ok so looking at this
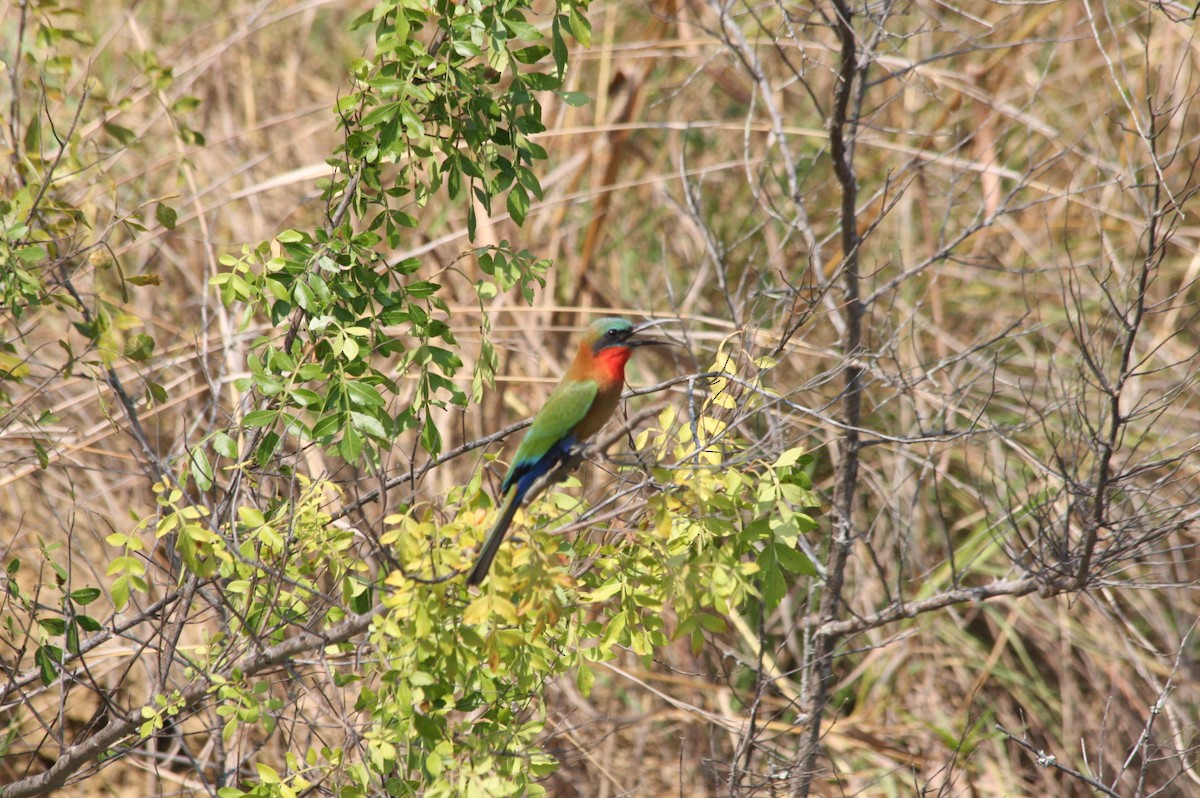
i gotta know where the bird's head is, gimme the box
[573,317,673,385]
[585,317,671,355]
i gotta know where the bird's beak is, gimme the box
[627,336,670,348]
[628,318,682,348]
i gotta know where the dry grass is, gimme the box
[3,0,1200,796]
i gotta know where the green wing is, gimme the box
[498,379,596,492]
[511,378,599,465]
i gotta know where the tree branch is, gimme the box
[0,603,382,798]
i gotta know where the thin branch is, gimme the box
[996,723,1123,798]
[0,603,383,798]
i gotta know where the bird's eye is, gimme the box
[607,328,619,339]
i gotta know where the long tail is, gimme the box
[466,487,522,586]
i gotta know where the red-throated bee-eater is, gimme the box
[466,317,669,586]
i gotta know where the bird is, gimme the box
[466,317,669,586]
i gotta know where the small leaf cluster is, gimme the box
[211,229,461,465]
[138,690,186,739]
[111,477,362,640]
[1,545,103,687]
[583,406,820,663]
[343,0,591,235]
[0,187,55,322]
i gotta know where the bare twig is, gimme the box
[0,602,383,798]
[794,1,864,792]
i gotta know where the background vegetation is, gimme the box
[2,0,1199,796]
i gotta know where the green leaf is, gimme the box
[76,614,102,632]
[420,416,441,455]
[172,95,201,113]
[576,663,595,698]
[348,580,373,614]
[760,547,787,610]
[524,71,562,91]
[555,91,591,107]
[551,16,568,75]
[568,7,592,47]
[65,620,80,655]
[345,380,386,407]
[125,273,162,287]
[256,763,281,784]
[600,610,627,649]
[513,45,550,65]
[211,431,238,459]
[698,613,727,633]
[584,581,622,603]
[39,618,67,636]
[412,712,440,742]
[506,184,530,225]
[340,425,362,461]
[123,333,155,361]
[111,575,130,611]
[775,543,817,576]
[360,100,401,128]
[255,431,280,465]
[293,281,315,311]
[15,243,47,263]
[103,122,137,146]
[146,380,169,405]
[774,448,805,469]
[177,526,216,579]
[288,388,323,408]
[350,411,388,439]
[69,587,102,605]
[34,645,61,686]
[155,203,177,230]
[189,448,213,491]
[406,280,440,298]
[242,409,279,428]
[504,16,542,41]
[312,413,343,440]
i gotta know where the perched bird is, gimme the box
[466,317,668,586]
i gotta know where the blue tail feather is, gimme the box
[468,436,577,586]
[501,436,577,496]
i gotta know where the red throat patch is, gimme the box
[593,345,633,386]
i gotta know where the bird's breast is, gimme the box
[571,383,622,441]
